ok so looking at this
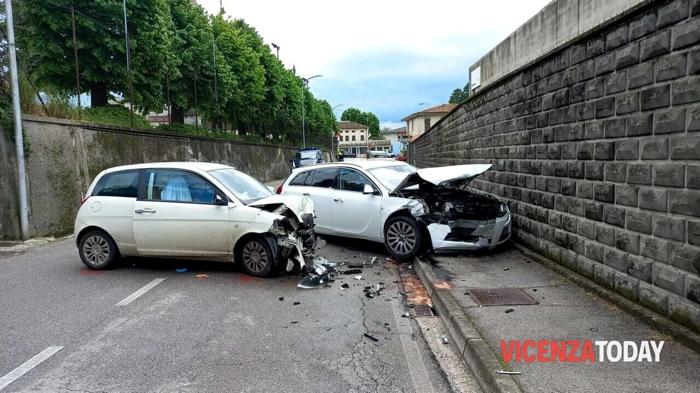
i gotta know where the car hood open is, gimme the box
[392,164,492,193]
[248,194,314,220]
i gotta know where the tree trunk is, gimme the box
[171,105,185,124]
[90,83,108,107]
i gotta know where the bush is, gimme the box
[82,106,150,129]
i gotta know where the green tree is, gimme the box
[212,16,265,134]
[16,0,172,113]
[448,84,470,104]
[340,107,380,138]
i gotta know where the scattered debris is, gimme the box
[402,312,411,318]
[504,267,510,271]
[195,274,208,279]
[342,268,363,275]
[279,297,284,301]
[532,288,538,292]
[340,283,349,289]
[354,275,362,281]
[495,370,521,375]
[505,308,514,313]
[441,335,449,344]
[297,261,337,289]
[363,333,379,342]
[589,327,599,332]
[175,268,188,273]
[291,321,298,324]
[293,301,301,305]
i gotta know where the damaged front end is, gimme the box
[393,165,511,252]
[255,197,336,288]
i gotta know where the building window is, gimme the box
[424,118,431,130]
[352,135,356,142]
[345,135,349,141]
[360,135,364,141]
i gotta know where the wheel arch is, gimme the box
[383,209,433,252]
[232,231,280,265]
[76,225,118,249]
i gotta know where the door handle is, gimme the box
[332,197,343,203]
[135,208,156,214]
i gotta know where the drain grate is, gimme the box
[411,304,435,317]
[467,288,538,306]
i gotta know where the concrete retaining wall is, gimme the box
[0,116,298,239]
[410,0,700,332]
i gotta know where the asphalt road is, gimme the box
[0,236,457,392]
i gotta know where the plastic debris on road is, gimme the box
[195,274,208,279]
[495,370,522,375]
[363,333,379,342]
[441,335,449,344]
[354,275,362,280]
[297,259,337,289]
[175,268,188,273]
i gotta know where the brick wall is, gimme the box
[410,0,700,332]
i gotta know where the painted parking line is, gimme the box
[115,278,166,306]
[0,346,63,391]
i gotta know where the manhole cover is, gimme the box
[467,288,538,306]
[412,304,434,317]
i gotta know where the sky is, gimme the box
[198,0,552,129]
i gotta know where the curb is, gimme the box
[414,257,523,393]
[512,243,700,353]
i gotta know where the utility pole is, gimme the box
[212,38,219,131]
[70,5,81,110]
[300,74,322,148]
[5,0,29,239]
[122,0,134,128]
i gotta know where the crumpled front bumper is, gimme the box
[427,213,511,252]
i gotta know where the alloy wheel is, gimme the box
[386,221,417,255]
[82,234,111,266]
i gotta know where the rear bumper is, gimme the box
[428,213,511,252]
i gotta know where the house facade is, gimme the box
[401,103,456,140]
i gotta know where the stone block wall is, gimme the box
[410,0,700,332]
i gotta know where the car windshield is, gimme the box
[208,168,272,204]
[296,150,317,159]
[368,164,417,190]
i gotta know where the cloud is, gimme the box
[197,0,552,123]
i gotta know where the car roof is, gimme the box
[292,158,411,172]
[100,162,233,174]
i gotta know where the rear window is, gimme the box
[309,168,337,188]
[92,170,140,198]
[290,171,310,186]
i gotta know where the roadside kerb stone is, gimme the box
[415,257,524,393]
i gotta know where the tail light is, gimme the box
[275,184,283,194]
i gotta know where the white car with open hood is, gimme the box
[277,160,511,260]
[74,162,316,277]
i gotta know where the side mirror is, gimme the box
[363,184,375,195]
[214,193,228,206]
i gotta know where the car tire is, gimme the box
[384,216,422,260]
[237,236,275,277]
[78,229,120,270]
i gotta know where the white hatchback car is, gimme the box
[277,160,511,260]
[74,162,315,277]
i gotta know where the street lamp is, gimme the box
[301,74,322,148]
[271,42,280,59]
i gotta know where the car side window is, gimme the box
[92,170,140,198]
[142,170,219,204]
[339,168,375,193]
[289,171,310,186]
[309,168,337,188]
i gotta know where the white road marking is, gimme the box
[391,299,435,393]
[0,346,63,391]
[115,278,166,306]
